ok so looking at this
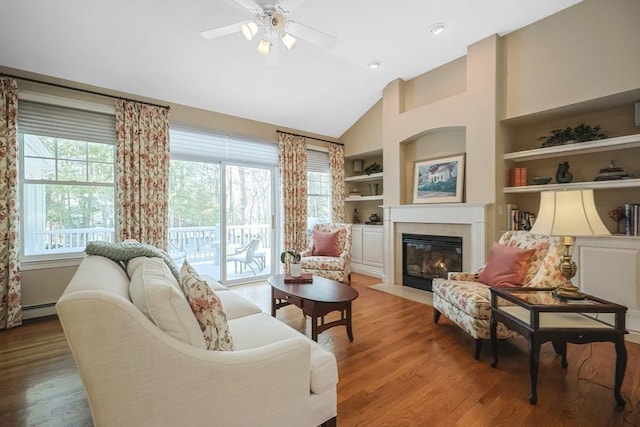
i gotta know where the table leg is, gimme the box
[528,336,540,405]
[552,340,568,369]
[614,336,627,405]
[311,303,318,342]
[270,287,276,317]
[490,313,498,368]
[346,302,354,342]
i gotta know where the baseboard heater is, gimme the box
[23,302,57,319]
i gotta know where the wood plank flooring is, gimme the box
[1,273,639,426]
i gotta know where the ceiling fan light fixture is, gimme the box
[240,22,258,41]
[257,38,272,55]
[429,23,447,35]
[281,32,297,50]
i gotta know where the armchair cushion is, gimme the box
[478,242,535,288]
[312,229,342,257]
[179,261,234,351]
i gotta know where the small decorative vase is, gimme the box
[290,263,302,278]
[369,183,379,195]
[556,161,573,183]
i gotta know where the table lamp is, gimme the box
[530,189,610,299]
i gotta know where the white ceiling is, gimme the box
[0,0,581,138]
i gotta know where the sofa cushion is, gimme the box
[229,313,338,395]
[478,242,535,288]
[129,258,206,348]
[312,229,342,257]
[179,261,234,351]
[215,290,263,320]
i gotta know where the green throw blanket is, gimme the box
[85,241,180,280]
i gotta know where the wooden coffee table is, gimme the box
[268,274,359,341]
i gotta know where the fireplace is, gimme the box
[402,234,462,291]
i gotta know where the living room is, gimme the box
[1,0,640,425]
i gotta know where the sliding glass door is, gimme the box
[223,164,274,283]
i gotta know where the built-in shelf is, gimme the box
[504,134,640,162]
[504,178,640,193]
[345,195,384,202]
[344,172,383,182]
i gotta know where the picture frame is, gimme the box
[412,154,465,204]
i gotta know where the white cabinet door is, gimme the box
[351,225,363,264]
[362,227,384,268]
[576,236,640,338]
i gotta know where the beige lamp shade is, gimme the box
[530,189,610,237]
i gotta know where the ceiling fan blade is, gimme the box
[200,21,248,40]
[276,0,305,14]
[286,21,337,50]
[233,0,264,14]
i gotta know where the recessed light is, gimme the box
[369,60,381,69]
[429,23,447,35]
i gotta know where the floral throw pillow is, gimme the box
[179,261,234,351]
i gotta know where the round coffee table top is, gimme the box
[268,274,359,303]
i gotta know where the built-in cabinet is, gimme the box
[351,224,384,278]
[344,155,384,225]
[502,99,640,339]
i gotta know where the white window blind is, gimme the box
[307,148,329,173]
[18,100,116,145]
[170,127,278,166]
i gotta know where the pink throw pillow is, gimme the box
[478,242,535,288]
[312,229,342,257]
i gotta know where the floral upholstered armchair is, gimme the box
[432,231,564,359]
[300,223,352,283]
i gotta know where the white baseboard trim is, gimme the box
[351,264,383,278]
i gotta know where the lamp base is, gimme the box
[552,283,585,301]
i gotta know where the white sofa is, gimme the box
[56,255,338,427]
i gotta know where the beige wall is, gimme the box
[340,100,383,158]
[503,0,640,119]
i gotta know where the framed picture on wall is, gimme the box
[412,154,465,204]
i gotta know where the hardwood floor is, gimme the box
[1,273,639,426]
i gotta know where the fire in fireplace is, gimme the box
[402,233,462,292]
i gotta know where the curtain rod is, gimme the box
[1,73,170,110]
[277,129,343,146]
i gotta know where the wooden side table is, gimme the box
[489,288,627,405]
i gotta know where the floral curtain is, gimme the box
[116,100,170,251]
[329,143,345,223]
[279,133,308,252]
[0,77,21,329]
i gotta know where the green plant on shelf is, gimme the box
[538,123,607,147]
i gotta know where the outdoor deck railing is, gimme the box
[28,225,272,266]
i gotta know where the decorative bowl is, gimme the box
[532,176,552,185]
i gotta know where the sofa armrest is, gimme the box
[57,291,313,427]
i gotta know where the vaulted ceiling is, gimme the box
[0,0,581,137]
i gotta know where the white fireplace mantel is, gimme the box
[382,203,490,286]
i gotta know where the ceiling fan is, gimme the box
[200,0,337,64]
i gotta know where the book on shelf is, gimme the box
[624,203,640,236]
[509,167,527,187]
[284,273,313,283]
[508,207,536,231]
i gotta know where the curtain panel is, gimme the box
[116,101,170,251]
[279,133,308,252]
[329,143,345,223]
[0,77,21,329]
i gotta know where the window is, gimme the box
[18,100,116,258]
[307,148,331,234]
